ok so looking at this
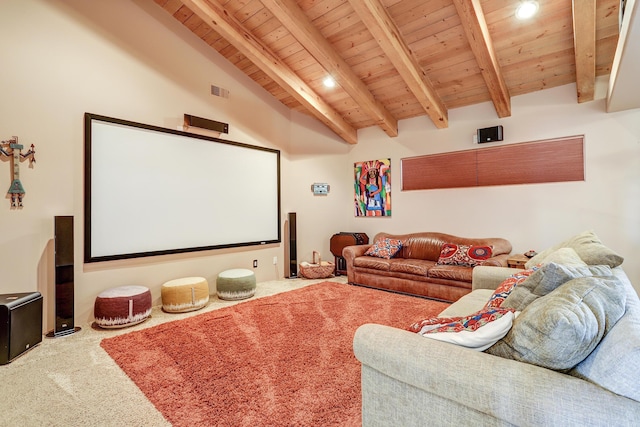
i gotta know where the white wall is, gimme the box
[287,82,640,294]
[0,0,294,327]
[1,0,639,330]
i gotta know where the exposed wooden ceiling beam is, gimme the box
[181,0,358,144]
[572,0,597,103]
[348,0,448,129]
[452,0,511,118]
[261,0,398,138]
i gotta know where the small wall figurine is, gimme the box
[1,136,36,208]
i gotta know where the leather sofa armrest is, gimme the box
[482,253,511,267]
[343,244,371,283]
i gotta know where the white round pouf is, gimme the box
[216,269,256,301]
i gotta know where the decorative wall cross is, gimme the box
[1,136,36,208]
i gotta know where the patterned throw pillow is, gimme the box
[408,307,517,351]
[436,243,493,267]
[364,238,403,259]
[484,266,540,309]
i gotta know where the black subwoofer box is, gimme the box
[0,292,43,365]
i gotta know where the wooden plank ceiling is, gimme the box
[153,0,620,144]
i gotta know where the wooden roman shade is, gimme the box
[401,136,584,191]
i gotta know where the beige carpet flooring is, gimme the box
[0,276,346,427]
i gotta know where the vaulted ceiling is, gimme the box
[152,0,621,144]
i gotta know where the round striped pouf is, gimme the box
[216,269,256,301]
[161,276,210,313]
[94,285,152,329]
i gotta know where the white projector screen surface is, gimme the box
[84,113,280,263]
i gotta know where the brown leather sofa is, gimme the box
[343,232,512,302]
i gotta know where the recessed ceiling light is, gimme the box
[323,76,336,88]
[515,1,539,20]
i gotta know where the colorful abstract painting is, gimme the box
[354,158,391,217]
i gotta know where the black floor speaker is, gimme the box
[47,216,80,338]
[286,212,297,278]
[0,292,43,365]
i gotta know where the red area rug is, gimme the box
[100,282,448,426]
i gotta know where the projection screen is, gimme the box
[84,113,280,263]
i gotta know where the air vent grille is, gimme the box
[211,85,229,98]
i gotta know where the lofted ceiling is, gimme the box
[152,0,622,144]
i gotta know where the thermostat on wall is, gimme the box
[311,183,330,195]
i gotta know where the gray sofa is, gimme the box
[353,232,640,426]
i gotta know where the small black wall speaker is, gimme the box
[184,114,229,134]
[477,125,503,143]
[0,292,43,364]
[47,216,80,337]
[286,212,298,278]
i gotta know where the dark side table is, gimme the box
[507,254,529,269]
[330,232,369,276]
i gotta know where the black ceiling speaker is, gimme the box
[477,125,503,143]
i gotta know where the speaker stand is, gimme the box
[46,326,81,338]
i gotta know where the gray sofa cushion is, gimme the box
[570,269,640,402]
[537,246,587,266]
[502,261,612,311]
[487,275,626,371]
[525,230,624,269]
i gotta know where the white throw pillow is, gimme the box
[409,308,518,352]
[422,311,517,352]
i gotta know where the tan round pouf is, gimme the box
[161,276,210,313]
[94,285,152,329]
[216,269,256,301]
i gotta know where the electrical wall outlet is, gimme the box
[273,256,277,265]
[253,260,258,268]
